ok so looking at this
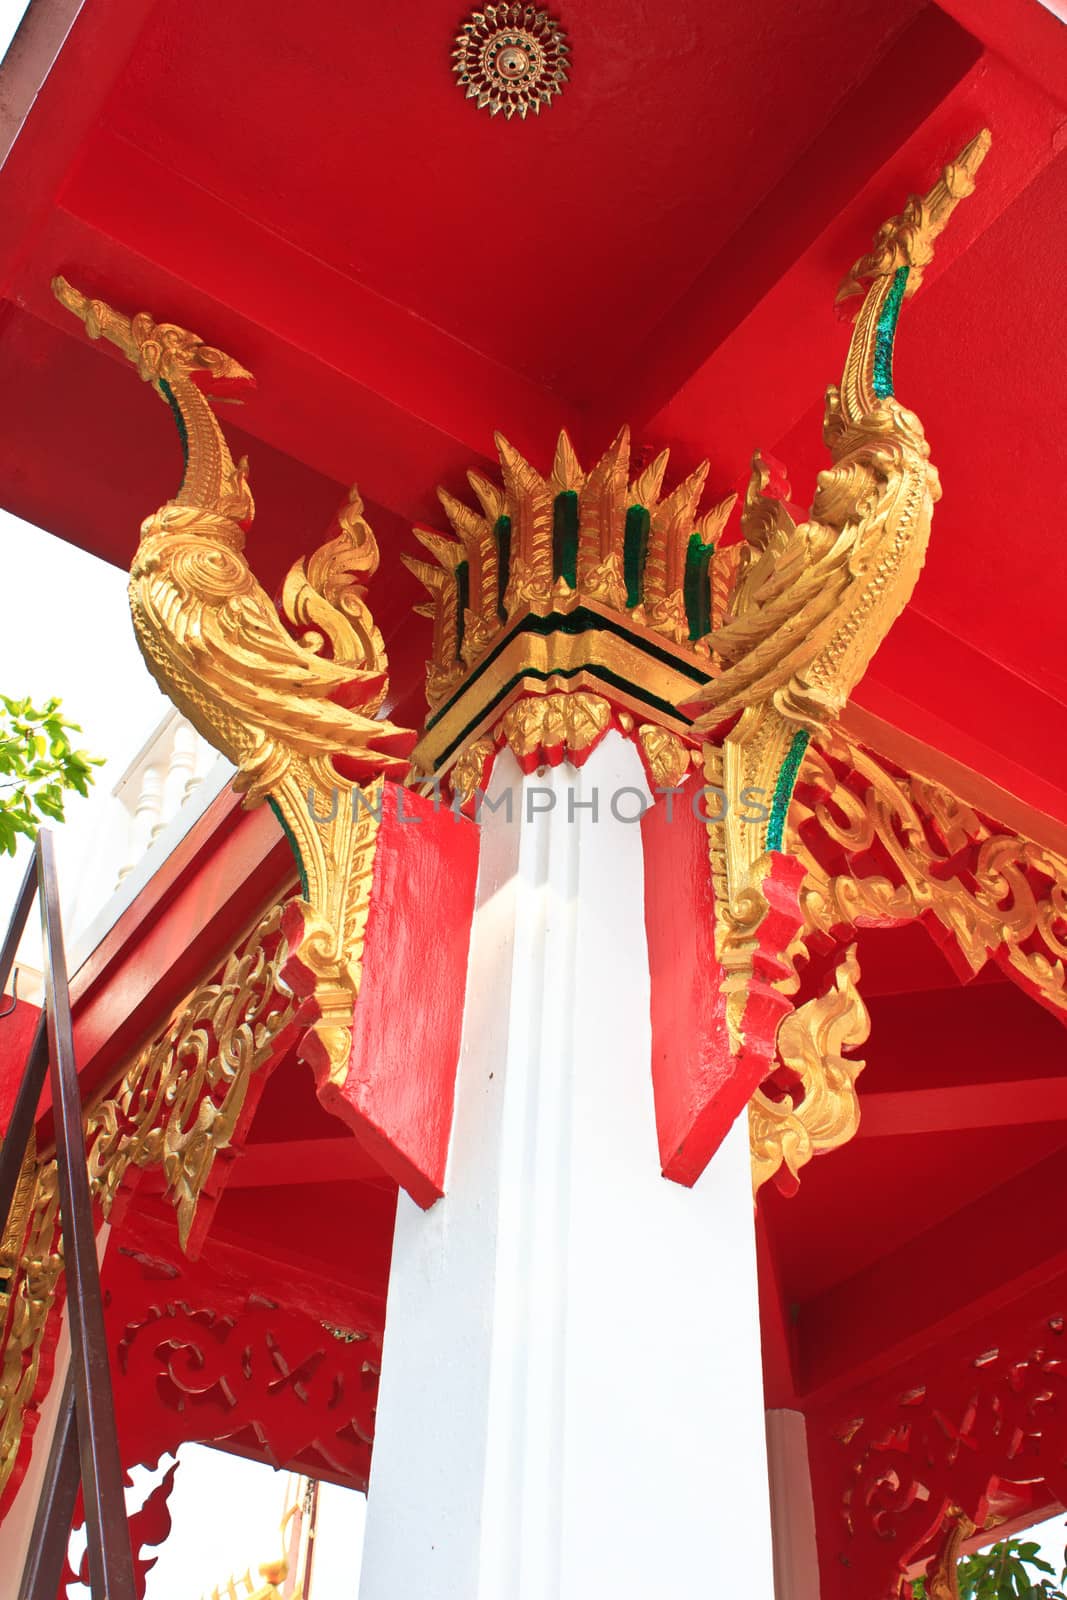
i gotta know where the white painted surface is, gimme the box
[359,733,776,1600]
[767,1409,821,1600]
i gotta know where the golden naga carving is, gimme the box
[52,277,414,1084]
[696,131,990,1054]
[748,945,869,1197]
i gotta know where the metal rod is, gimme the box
[0,848,39,998]
[18,1369,80,1600]
[36,831,136,1600]
[0,1012,47,1244]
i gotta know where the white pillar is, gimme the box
[359,733,775,1600]
[767,1410,821,1600]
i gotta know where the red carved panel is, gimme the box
[810,1282,1067,1597]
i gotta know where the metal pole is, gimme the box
[0,1013,47,1242]
[18,1370,80,1600]
[36,831,135,1599]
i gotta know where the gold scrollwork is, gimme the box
[0,900,301,1509]
[793,730,1067,1016]
[84,901,299,1249]
[748,945,870,1196]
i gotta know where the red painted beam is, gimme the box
[17,129,573,525]
[0,0,160,286]
[934,0,1067,110]
[212,1136,391,1190]
[858,1077,1067,1139]
[627,49,1065,487]
[56,786,295,1135]
[796,1139,1067,1404]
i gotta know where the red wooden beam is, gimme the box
[17,130,573,525]
[625,47,1064,487]
[858,1077,1067,1139]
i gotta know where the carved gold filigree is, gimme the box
[0,902,301,1509]
[746,728,1067,1195]
[85,901,299,1250]
[0,1155,61,1509]
[499,692,612,767]
[636,724,692,790]
[53,278,413,1085]
[450,737,498,807]
[793,730,1067,1016]
[453,5,570,121]
[748,945,870,1196]
[693,134,989,1052]
[923,1513,976,1600]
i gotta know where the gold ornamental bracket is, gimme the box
[748,724,1067,1197]
[52,277,416,1084]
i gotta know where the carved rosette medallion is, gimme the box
[453,4,569,120]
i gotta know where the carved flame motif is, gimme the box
[52,277,415,1087]
[748,945,870,1197]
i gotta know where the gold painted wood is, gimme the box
[52,279,413,1083]
[748,946,869,1197]
[0,902,300,1508]
[699,133,989,1057]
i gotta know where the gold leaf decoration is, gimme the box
[749,946,870,1196]
[53,278,414,1085]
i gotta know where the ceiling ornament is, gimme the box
[452,5,569,120]
[52,277,415,1093]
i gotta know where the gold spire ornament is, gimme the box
[52,277,415,1086]
[406,426,735,786]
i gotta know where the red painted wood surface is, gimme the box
[294,785,480,1209]
[642,775,803,1184]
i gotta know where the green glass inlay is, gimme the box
[268,796,309,898]
[157,378,189,488]
[623,505,650,609]
[455,559,470,661]
[683,533,715,641]
[494,515,512,622]
[872,265,909,400]
[766,729,811,852]
[552,490,579,588]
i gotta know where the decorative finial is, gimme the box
[452,5,569,120]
